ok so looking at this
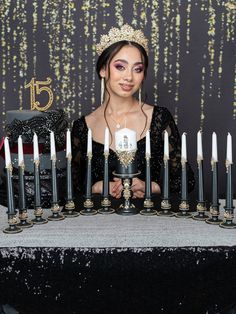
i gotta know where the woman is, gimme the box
[72,24,195,198]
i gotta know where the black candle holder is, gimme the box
[220,208,236,229]
[3,214,22,234]
[192,201,209,220]
[98,153,115,214]
[206,160,222,224]
[157,199,174,217]
[176,160,191,218]
[64,155,79,217]
[220,162,236,229]
[17,165,33,228]
[31,160,48,225]
[48,158,65,221]
[81,153,97,215]
[140,155,156,216]
[3,165,22,234]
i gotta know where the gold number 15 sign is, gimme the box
[25,77,54,111]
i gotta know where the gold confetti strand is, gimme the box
[217,11,225,100]
[115,0,123,27]
[32,0,38,77]
[100,0,110,30]
[12,1,19,87]
[132,0,138,27]
[200,66,206,129]
[207,0,216,92]
[139,0,148,28]
[61,1,77,117]
[225,1,236,42]
[90,0,98,111]
[150,0,160,104]
[47,2,61,107]
[18,1,28,110]
[186,0,191,54]
[174,4,181,125]
[234,64,236,119]
[1,0,11,130]
[163,0,171,85]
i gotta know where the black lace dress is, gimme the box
[71,106,195,195]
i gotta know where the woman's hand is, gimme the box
[92,181,103,194]
[131,178,161,198]
[92,178,123,198]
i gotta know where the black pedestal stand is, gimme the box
[48,203,65,221]
[175,200,192,218]
[31,206,48,224]
[114,172,140,216]
[17,210,33,228]
[157,199,174,217]
[3,215,22,234]
[192,201,209,221]
[98,198,115,214]
[64,200,79,218]
[206,204,222,225]
[140,198,156,215]
[81,199,97,216]
[219,207,236,229]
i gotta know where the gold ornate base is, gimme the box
[48,204,65,221]
[157,210,174,217]
[63,201,79,218]
[192,213,209,221]
[31,217,48,225]
[175,211,192,218]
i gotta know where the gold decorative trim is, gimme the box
[116,150,136,168]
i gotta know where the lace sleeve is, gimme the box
[163,109,195,193]
[71,118,87,194]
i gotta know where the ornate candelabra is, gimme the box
[176,159,191,218]
[192,157,208,220]
[81,151,97,215]
[206,158,222,224]
[157,155,174,217]
[48,155,65,221]
[98,150,115,214]
[220,160,236,228]
[17,163,33,228]
[64,152,79,217]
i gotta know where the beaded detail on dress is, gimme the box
[71,106,195,194]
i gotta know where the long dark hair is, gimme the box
[96,41,149,140]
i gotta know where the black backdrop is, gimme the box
[0,0,235,198]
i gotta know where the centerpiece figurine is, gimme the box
[113,128,140,215]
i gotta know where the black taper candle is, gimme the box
[6,167,16,215]
[226,163,233,209]
[66,157,73,201]
[102,153,109,198]
[163,158,169,200]
[51,158,58,204]
[19,165,26,210]
[34,160,41,207]
[85,154,92,199]
[145,156,151,199]
[197,160,204,202]
[211,161,219,207]
[181,161,188,201]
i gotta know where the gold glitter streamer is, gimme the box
[115,0,124,27]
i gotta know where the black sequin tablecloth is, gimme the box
[0,201,236,314]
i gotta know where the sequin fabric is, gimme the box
[72,106,195,194]
[5,109,68,152]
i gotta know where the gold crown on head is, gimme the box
[96,24,149,56]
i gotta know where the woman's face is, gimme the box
[101,45,145,100]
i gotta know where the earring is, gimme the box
[139,87,142,106]
[101,77,105,105]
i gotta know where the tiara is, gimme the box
[96,24,149,56]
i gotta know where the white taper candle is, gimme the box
[145,129,151,156]
[181,133,187,161]
[4,137,11,168]
[87,128,92,155]
[226,132,232,164]
[104,127,109,153]
[212,132,218,162]
[18,135,24,166]
[164,130,169,159]
[50,131,56,160]
[33,133,39,161]
[197,130,203,160]
[66,129,71,158]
